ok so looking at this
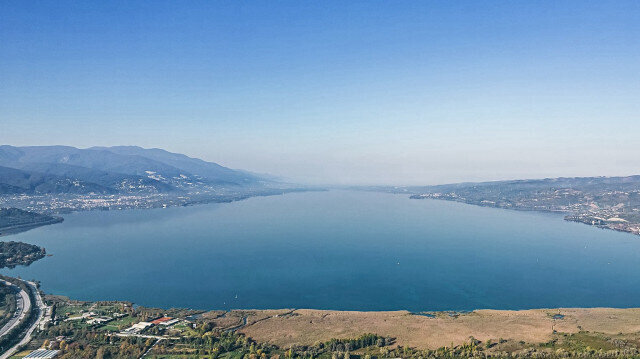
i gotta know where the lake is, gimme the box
[3,190,640,311]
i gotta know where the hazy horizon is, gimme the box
[2,1,639,185]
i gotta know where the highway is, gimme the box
[0,279,31,338]
[0,280,46,359]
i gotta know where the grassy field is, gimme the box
[8,349,32,358]
[97,315,137,332]
[54,303,87,318]
[220,308,640,350]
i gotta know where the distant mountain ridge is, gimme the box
[0,165,114,194]
[89,146,257,185]
[404,175,640,194]
[0,145,265,195]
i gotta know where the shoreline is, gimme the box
[5,276,640,355]
[0,217,64,237]
[32,291,640,350]
[0,187,319,216]
[410,195,640,236]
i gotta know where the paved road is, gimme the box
[115,333,179,340]
[0,279,31,339]
[139,338,162,359]
[0,280,46,359]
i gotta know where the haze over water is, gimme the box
[4,190,640,311]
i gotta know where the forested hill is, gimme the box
[0,208,63,234]
[0,145,269,195]
[0,240,46,268]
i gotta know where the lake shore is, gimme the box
[14,287,640,358]
[26,287,640,354]
[0,217,63,237]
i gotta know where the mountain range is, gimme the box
[0,145,266,195]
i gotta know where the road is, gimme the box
[0,280,46,359]
[115,333,179,340]
[225,309,295,332]
[0,279,31,338]
[139,338,163,359]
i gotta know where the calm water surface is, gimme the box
[4,190,640,311]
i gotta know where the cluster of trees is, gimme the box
[154,325,261,357]
[358,338,640,359]
[0,240,46,268]
[34,313,152,358]
[277,334,392,359]
[323,334,392,352]
[149,330,392,359]
[52,335,150,359]
[0,285,17,328]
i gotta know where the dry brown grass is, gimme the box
[229,308,640,349]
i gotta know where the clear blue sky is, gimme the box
[1,1,639,185]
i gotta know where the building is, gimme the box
[160,318,180,326]
[87,316,111,325]
[24,349,59,358]
[151,316,178,325]
[123,321,154,334]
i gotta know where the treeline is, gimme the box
[276,334,392,359]
[322,334,393,352]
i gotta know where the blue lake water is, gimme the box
[3,190,640,311]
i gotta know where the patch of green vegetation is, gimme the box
[556,331,619,352]
[0,284,17,329]
[8,349,31,358]
[107,315,137,328]
[54,303,86,318]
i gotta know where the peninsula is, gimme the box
[375,175,640,236]
[0,208,63,236]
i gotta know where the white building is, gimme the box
[24,349,60,358]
